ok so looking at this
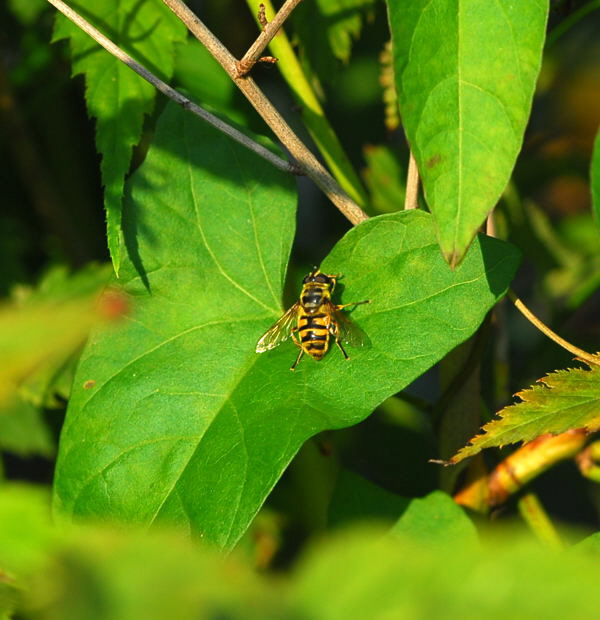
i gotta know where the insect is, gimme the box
[255,267,370,370]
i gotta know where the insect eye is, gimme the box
[314,274,329,284]
[302,275,311,284]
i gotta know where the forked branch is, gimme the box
[161,0,369,226]
[45,0,295,173]
[237,0,304,76]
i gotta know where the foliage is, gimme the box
[52,102,518,548]
[389,0,548,266]
[1,0,600,616]
[52,0,187,273]
[3,485,600,619]
[452,362,600,463]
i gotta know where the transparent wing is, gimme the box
[255,304,299,353]
[331,302,369,348]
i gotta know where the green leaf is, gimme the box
[390,490,478,547]
[592,128,600,226]
[7,0,46,24]
[451,363,600,464]
[576,532,600,555]
[53,102,519,549]
[0,266,111,407]
[0,398,54,458]
[292,528,600,619]
[52,0,187,274]
[292,0,376,81]
[361,145,406,213]
[0,485,55,577]
[388,0,548,266]
[328,469,410,527]
[0,485,278,620]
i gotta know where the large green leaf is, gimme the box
[388,0,548,266]
[592,128,600,226]
[52,0,186,273]
[53,102,519,549]
[451,363,600,463]
[292,528,600,619]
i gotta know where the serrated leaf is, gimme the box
[53,102,519,549]
[52,0,186,274]
[388,0,548,266]
[592,128,600,226]
[451,363,600,464]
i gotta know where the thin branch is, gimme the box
[46,0,295,174]
[162,0,369,227]
[245,0,367,207]
[508,290,600,367]
[237,0,304,76]
[485,211,496,237]
[517,492,564,550]
[404,150,419,210]
[547,0,600,46]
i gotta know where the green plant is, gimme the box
[1,0,600,616]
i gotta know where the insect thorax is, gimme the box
[300,283,330,313]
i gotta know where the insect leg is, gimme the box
[335,300,371,310]
[335,338,350,360]
[329,323,350,360]
[291,327,301,348]
[290,348,304,371]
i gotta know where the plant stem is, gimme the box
[45,0,294,174]
[404,150,419,210]
[162,0,369,226]
[547,0,600,46]
[508,291,600,367]
[575,441,600,483]
[517,491,564,550]
[237,0,304,76]
[244,0,369,208]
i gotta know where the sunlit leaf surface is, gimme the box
[388,0,548,266]
[53,103,519,548]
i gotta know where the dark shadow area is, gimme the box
[479,234,522,298]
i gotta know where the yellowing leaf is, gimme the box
[451,362,600,464]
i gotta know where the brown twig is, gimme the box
[404,150,419,210]
[46,0,295,174]
[237,0,304,76]
[161,0,369,227]
[508,291,600,367]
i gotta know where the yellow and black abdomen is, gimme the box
[297,311,330,360]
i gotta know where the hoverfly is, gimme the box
[256,267,370,370]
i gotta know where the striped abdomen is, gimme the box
[298,312,330,360]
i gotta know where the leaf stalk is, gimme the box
[404,150,420,210]
[508,291,600,367]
